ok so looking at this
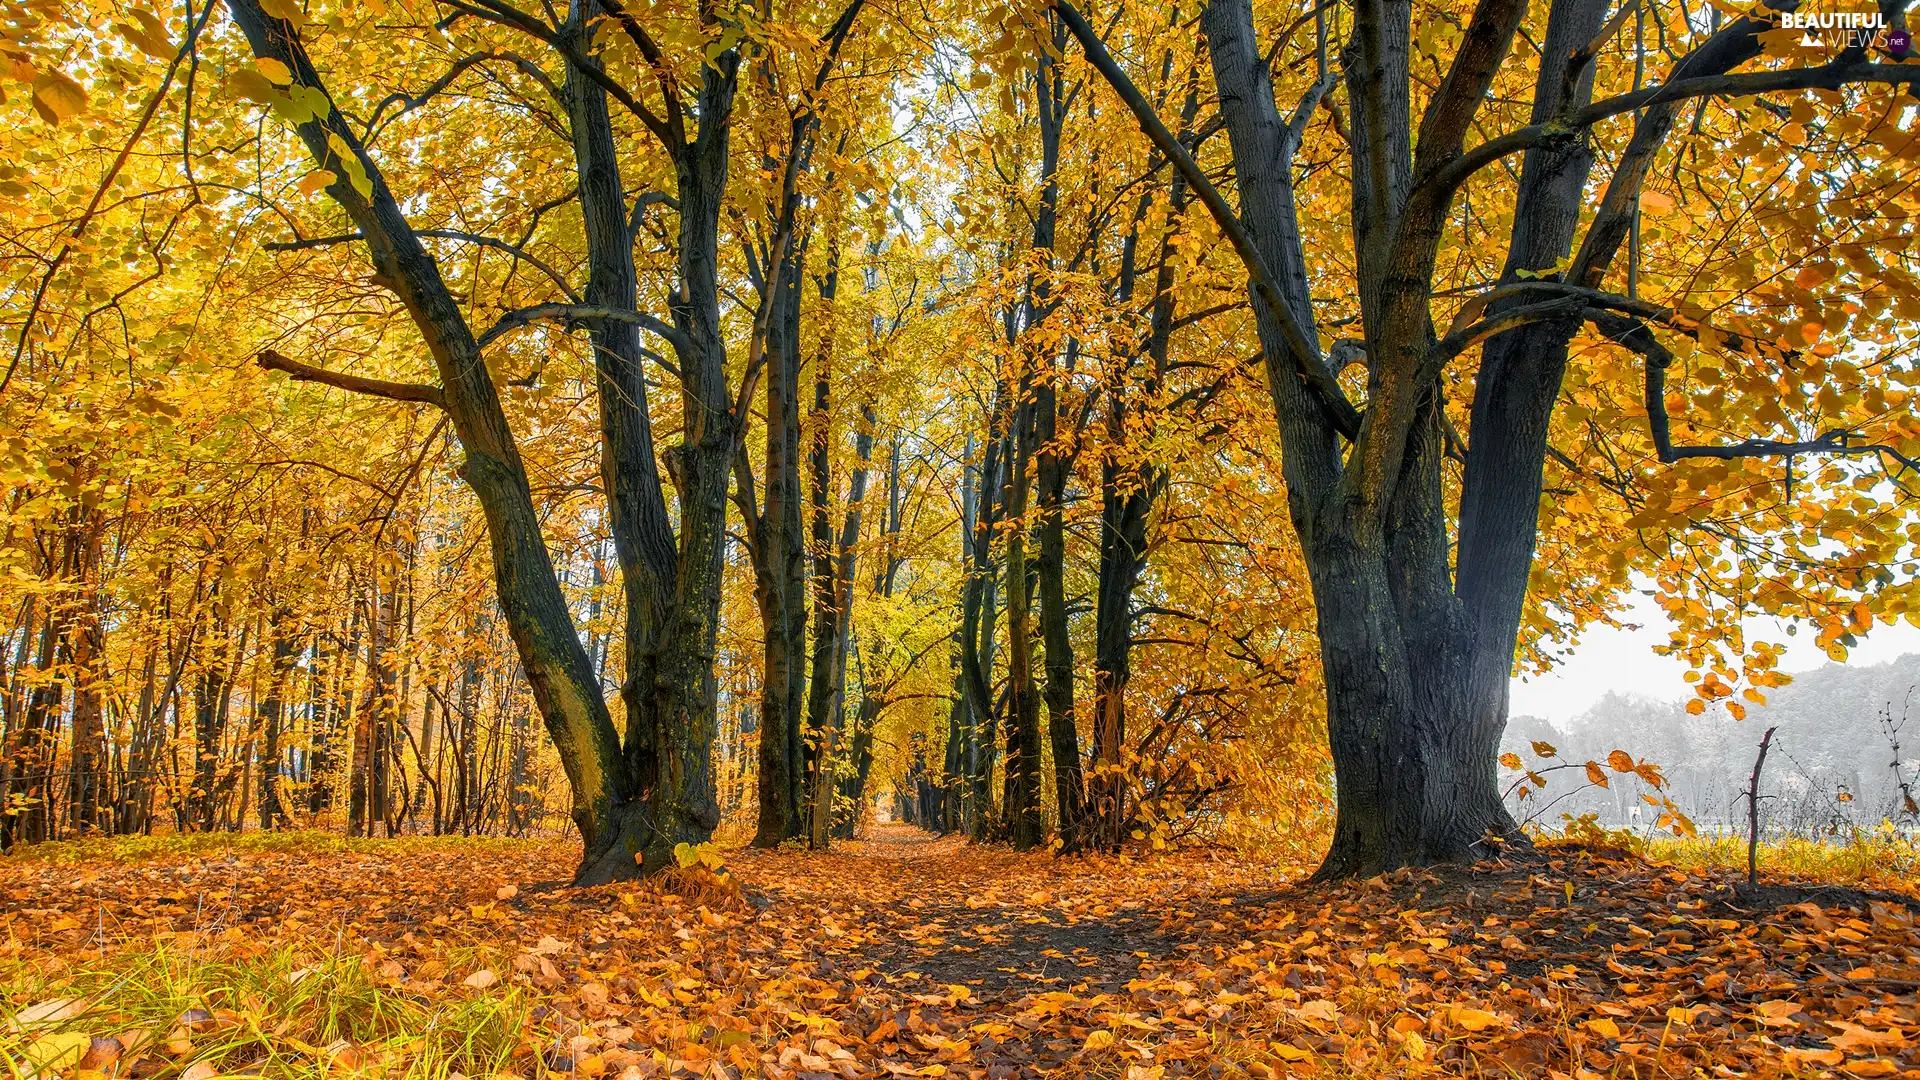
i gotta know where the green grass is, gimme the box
[0,943,537,1080]
[0,829,557,867]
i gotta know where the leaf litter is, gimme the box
[2,825,1916,1080]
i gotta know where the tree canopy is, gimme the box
[1,0,1916,876]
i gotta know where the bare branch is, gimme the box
[256,349,446,409]
[1425,295,1586,372]
[364,52,506,140]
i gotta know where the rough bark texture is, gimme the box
[744,234,809,848]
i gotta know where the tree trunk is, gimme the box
[63,503,109,834]
[744,220,811,848]
[1001,390,1045,850]
[805,401,875,849]
[2,600,58,847]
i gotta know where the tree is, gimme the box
[1058,0,1920,874]
[223,0,885,879]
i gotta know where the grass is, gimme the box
[0,829,556,868]
[1536,812,1920,892]
[1640,827,1920,891]
[0,942,537,1080]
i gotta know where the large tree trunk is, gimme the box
[572,43,743,883]
[744,211,811,849]
[957,429,1002,837]
[234,0,646,880]
[1195,0,1520,877]
[1029,36,1085,852]
[1035,394,1082,850]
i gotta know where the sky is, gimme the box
[1508,593,1920,723]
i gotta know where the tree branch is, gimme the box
[1585,311,1920,478]
[478,302,691,354]
[364,51,504,140]
[256,349,446,409]
[595,0,687,146]
[1425,295,1586,372]
[267,229,580,301]
[1434,59,1920,197]
[1052,0,1360,439]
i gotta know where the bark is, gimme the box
[964,431,1005,840]
[62,503,109,834]
[2,600,58,847]
[1029,30,1085,851]
[1001,392,1044,850]
[1168,0,1772,875]
[190,583,234,834]
[805,402,875,849]
[741,195,811,849]
[256,606,300,830]
[1088,217,1178,850]
[832,690,880,839]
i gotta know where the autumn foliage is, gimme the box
[4,0,1920,1070]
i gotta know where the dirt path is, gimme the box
[738,824,1255,1000]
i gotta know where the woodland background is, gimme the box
[2,0,1918,862]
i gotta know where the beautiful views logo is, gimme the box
[1779,9,1912,54]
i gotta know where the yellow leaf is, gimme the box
[1530,740,1556,758]
[1794,263,1834,290]
[21,1033,91,1073]
[1607,750,1634,772]
[1082,1030,1113,1052]
[31,70,86,125]
[1499,752,1522,770]
[1271,1044,1312,1062]
[298,170,336,196]
[1640,190,1675,214]
[1400,1031,1429,1061]
[254,57,294,86]
[1448,1007,1504,1032]
[463,968,499,989]
[1584,762,1609,787]
[1584,1018,1621,1039]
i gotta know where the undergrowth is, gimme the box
[1537,815,1920,892]
[0,943,535,1080]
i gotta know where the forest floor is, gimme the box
[3,824,1917,1080]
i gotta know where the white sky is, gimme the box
[1509,592,1920,723]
